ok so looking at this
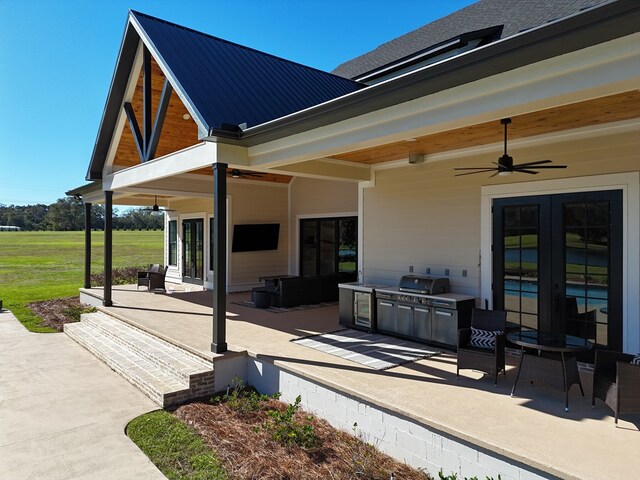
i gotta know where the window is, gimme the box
[168,220,177,266]
[299,217,357,276]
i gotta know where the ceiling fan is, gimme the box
[229,168,264,179]
[141,196,175,213]
[454,118,567,177]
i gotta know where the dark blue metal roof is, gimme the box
[131,11,364,132]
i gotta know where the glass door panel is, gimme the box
[182,219,204,284]
[300,221,318,276]
[319,220,336,274]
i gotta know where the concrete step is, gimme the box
[81,311,212,383]
[64,313,215,407]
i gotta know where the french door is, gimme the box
[492,190,622,355]
[182,218,204,284]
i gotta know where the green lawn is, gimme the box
[0,230,163,332]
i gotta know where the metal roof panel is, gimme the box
[132,11,363,131]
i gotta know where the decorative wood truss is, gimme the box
[124,47,174,163]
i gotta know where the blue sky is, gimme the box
[0,0,474,206]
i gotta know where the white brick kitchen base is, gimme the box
[239,356,553,480]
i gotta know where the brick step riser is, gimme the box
[82,312,212,370]
[81,313,213,382]
[65,323,191,408]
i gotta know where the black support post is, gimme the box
[211,163,228,353]
[104,191,113,307]
[84,202,92,289]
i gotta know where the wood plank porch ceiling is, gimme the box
[332,91,640,165]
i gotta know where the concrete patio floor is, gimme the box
[83,285,639,480]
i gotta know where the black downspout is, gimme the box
[104,191,113,307]
[84,202,92,289]
[211,163,228,353]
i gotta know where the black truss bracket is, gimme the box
[123,102,145,163]
[145,79,173,162]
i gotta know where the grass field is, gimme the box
[0,230,163,332]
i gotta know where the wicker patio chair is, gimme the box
[457,308,507,386]
[592,350,640,424]
[137,264,161,290]
[148,266,168,292]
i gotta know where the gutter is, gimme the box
[205,0,639,147]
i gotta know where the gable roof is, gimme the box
[131,11,363,131]
[332,0,613,80]
[87,11,363,179]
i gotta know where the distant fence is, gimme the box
[0,226,21,231]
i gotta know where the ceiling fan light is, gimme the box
[498,170,513,176]
[231,169,240,178]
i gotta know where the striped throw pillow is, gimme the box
[469,328,502,350]
[631,354,640,365]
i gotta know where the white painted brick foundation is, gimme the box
[241,356,555,480]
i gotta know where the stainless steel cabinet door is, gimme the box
[376,299,397,333]
[432,309,457,346]
[397,304,413,336]
[413,306,432,341]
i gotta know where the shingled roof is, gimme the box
[332,0,613,80]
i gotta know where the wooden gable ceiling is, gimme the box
[332,91,640,165]
[112,58,198,168]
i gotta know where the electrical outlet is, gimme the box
[444,268,450,276]
[462,269,467,277]
[409,265,414,273]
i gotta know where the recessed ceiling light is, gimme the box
[182,113,191,120]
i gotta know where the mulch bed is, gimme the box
[174,398,430,480]
[27,296,94,331]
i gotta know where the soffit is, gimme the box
[332,91,640,165]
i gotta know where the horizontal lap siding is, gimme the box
[365,166,480,297]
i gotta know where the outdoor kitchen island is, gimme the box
[339,275,475,349]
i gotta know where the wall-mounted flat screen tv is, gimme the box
[232,223,280,252]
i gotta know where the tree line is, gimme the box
[0,197,164,231]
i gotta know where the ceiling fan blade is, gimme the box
[453,166,495,171]
[525,165,567,169]
[515,169,539,175]
[513,159,553,168]
[454,169,496,176]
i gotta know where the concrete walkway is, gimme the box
[0,310,165,480]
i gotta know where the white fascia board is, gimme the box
[128,13,209,137]
[104,41,144,177]
[104,142,215,191]
[271,158,371,182]
[248,33,640,168]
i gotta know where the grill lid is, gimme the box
[398,275,449,295]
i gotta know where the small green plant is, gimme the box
[343,422,377,477]
[61,303,96,322]
[213,376,279,414]
[438,471,502,480]
[264,395,319,449]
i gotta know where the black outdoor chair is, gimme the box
[457,308,507,386]
[137,264,161,290]
[592,350,640,424]
[148,266,168,292]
